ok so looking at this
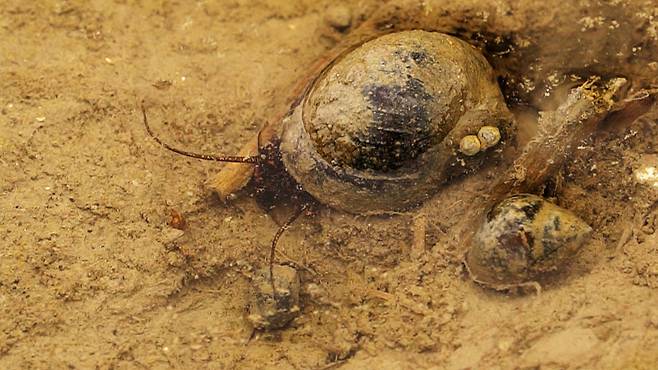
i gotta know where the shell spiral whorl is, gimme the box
[305,31,496,171]
[465,194,593,289]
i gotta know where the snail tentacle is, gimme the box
[268,203,308,295]
[141,104,260,164]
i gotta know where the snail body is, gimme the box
[278,30,514,214]
[465,194,593,290]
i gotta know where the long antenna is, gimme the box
[269,204,308,295]
[141,104,260,164]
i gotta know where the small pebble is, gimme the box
[649,314,658,328]
[498,338,513,352]
[478,126,501,149]
[635,165,658,188]
[459,135,481,156]
[325,5,352,32]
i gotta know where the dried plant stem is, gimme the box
[490,78,627,203]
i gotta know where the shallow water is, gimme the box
[1,1,658,368]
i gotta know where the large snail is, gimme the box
[145,30,514,217]
[280,30,514,214]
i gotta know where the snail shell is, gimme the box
[247,265,301,330]
[465,194,593,290]
[279,30,515,214]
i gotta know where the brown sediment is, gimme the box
[2,1,658,369]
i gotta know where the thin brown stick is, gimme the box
[141,104,260,164]
[490,78,628,203]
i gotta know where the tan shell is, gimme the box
[465,194,593,290]
[280,30,515,214]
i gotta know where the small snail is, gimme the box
[247,265,301,330]
[464,194,593,291]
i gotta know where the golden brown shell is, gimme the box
[280,31,515,214]
[465,194,593,290]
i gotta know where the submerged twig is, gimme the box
[459,78,631,244]
[491,78,627,200]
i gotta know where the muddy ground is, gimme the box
[1,0,658,369]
